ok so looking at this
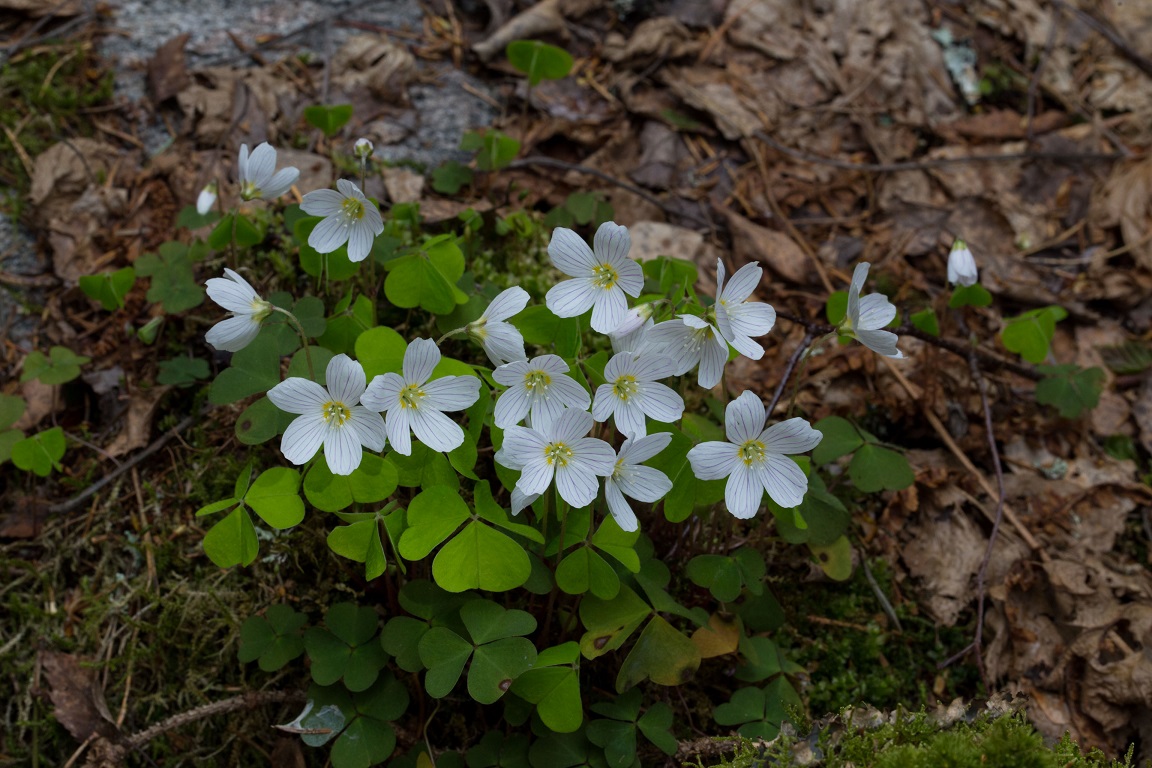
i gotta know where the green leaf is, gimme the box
[398,486,471,560]
[468,636,537,704]
[208,214,263,250]
[579,585,651,660]
[381,616,429,673]
[812,416,864,465]
[809,535,854,581]
[297,217,362,281]
[510,650,583,733]
[848,443,914,492]
[1100,340,1152,375]
[21,347,90,385]
[0,394,26,431]
[1000,305,1067,364]
[208,331,283,404]
[431,161,474,195]
[238,604,307,671]
[305,454,398,512]
[419,627,474,698]
[354,326,407,378]
[304,104,354,137]
[10,427,66,476]
[203,505,259,568]
[318,293,375,354]
[473,480,544,543]
[78,266,135,311]
[1035,364,1105,418]
[388,442,459,490]
[0,429,25,464]
[825,290,848,325]
[686,554,742,603]
[460,600,537,645]
[949,282,993,308]
[447,435,479,479]
[235,396,293,445]
[589,517,640,572]
[434,521,532,593]
[136,241,205,312]
[244,467,305,528]
[328,518,388,580]
[326,602,381,646]
[909,307,939,336]
[305,604,388,691]
[556,547,620,600]
[615,615,701,692]
[156,356,209,387]
[506,39,574,86]
[587,718,636,767]
[637,702,677,755]
[176,204,221,230]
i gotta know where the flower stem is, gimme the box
[274,307,315,381]
[435,327,467,346]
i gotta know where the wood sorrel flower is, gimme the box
[493,354,590,430]
[545,222,644,334]
[592,351,684,438]
[301,179,384,263]
[467,287,529,366]
[841,262,904,359]
[360,338,480,456]
[714,258,776,360]
[686,391,821,517]
[947,239,978,287]
[196,181,217,215]
[267,354,387,476]
[237,142,299,201]
[646,314,728,389]
[497,408,616,509]
[604,432,674,532]
[204,268,274,352]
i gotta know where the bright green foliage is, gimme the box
[238,604,307,671]
[587,688,677,767]
[554,513,640,600]
[209,214,263,250]
[0,394,25,464]
[304,453,398,512]
[1035,364,1105,418]
[195,464,304,567]
[202,505,258,568]
[643,256,698,302]
[305,603,389,692]
[615,614,700,692]
[770,474,849,546]
[298,217,362,280]
[235,396,293,444]
[304,104,354,136]
[825,290,849,325]
[21,346,90,385]
[545,191,615,230]
[512,305,581,358]
[813,417,914,493]
[208,330,282,404]
[11,426,66,476]
[432,160,474,194]
[176,203,220,229]
[291,675,409,768]
[388,442,459,490]
[384,235,467,314]
[1000,305,1066,363]
[79,266,135,310]
[506,40,574,86]
[245,467,305,528]
[712,678,802,740]
[909,308,939,336]
[327,510,392,580]
[949,282,993,308]
[510,642,583,733]
[319,293,375,353]
[461,130,521,171]
[136,240,207,312]
[156,356,209,387]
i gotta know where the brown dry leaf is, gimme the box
[901,511,986,626]
[29,139,121,208]
[330,36,415,103]
[722,210,810,285]
[627,221,703,263]
[0,0,80,14]
[1094,155,1152,272]
[629,121,686,191]
[40,650,116,742]
[147,34,191,104]
[690,613,740,658]
[420,198,493,225]
[603,17,702,66]
[935,108,1069,144]
[276,150,332,197]
[0,496,48,538]
[14,377,56,430]
[661,66,762,140]
[382,167,424,204]
[106,385,170,458]
[472,0,565,61]
[723,0,806,60]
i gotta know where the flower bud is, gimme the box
[947,239,978,287]
[196,181,218,215]
[354,138,374,161]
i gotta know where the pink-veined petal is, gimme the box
[547,373,591,410]
[205,314,262,352]
[301,188,345,217]
[500,426,548,468]
[481,321,526,366]
[247,143,276,187]
[422,376,480,411]
[323,423,363,476]
[697,332,727,388]
[550,408,595,446]
[308,214,351,254]
[687,441,739,480]
[403,338,441,384]
[494,386,531,428]
[725,462,762,519]
[612,399,647,440]
[326,354,366,406]
[261,167,298,199]
[484,286,530,322]
[590,286,628,334]
[855,328,904,358]
[570,438,617,475]
[385,407,412,455]
[593,221,631,266]
[546,278,597,318]
[758,453,809,508]
[591,385,616,423]
[618,431,672,465]
[856,293,897,331]
[280,413,326,465]
[720,262,762,304]
[555,462,599,508]
[346,221,374,263]
[616,464,672,503]
[549,227,598,275]
[348,407,387,452]
[492,359,529,387]
[360,372,404,412]
[517,456,555,496]
[636,382,683,424]
[410,407,465,452]
[604,479,638,532]
[847,262,869,323]
[614,259,644,297]
[268,377,330,414]
[759,417,822,455]
[725,391,767,444]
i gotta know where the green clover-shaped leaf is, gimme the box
[238,604,307,671]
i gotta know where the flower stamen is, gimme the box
[591,263,619,290]
[543,441,574,467]
[612,375,639,401]
[322,400,352,425]
[399,384,425,409]
[524,370,552,391]
[738,439,766,466]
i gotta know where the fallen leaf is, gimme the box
[106,385,170,458]
[383,167,425,204]
[146,34,191,104]
[690,613,740,658]
[40,650,116,742]
[722,210,810,285]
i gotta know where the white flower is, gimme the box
[714,259,776,360]
[646,315,728,389]
[467,287,529,366]
[301,179,384,263]
[360,338,480,456]
[604,432,674,532]
[196,182,217,215]
[267,354,387,476]
[204,268,274,352]
[842,263,904,359]
[354,138,374,161]
[498,408,616,508]
[493,355,590,430]
[237,142,299,201]
[686,391,821,517]
[545,222,644,334]
[610,304,654,354]
[947,239,977,287]
[592,352,684,438]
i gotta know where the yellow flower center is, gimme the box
[399,384,425,409]
[322,401,351,425]
[611,457,625,479]
[240,181,260,201]
[342,197,365,220]
[612,375,639,401]
[544,441,574,467]
[591,263,618,290]
[524,370,551,391]
[738,439,766,466]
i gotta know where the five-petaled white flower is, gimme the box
[646,314,728,389]
[493,355,590,430]
[841,262,904,359]
[196,182,217,215]
[360,338,480,456]
[237,142,299,201]
[714,259,776,360]
[686,391,822,518]
[498,408,616,509]
[301,179,384,263]
[467,287,529,366]
[205,268,274,352]
[267,354,387,476]
[604,432,674,532]
[545,222,644,334]
[592,352,684,438]
[947,239,978,287]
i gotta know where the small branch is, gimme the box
[766,330,814,416]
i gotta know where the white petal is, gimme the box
[618,431,672,464]
[629,354,676,382]
[360,373,404,412]
[492,359,529,387]
[636,382,683,424]
[680,314,712,330]
[404,338,441,384]
[281,413,326,465]
[261,167,299,199]
[721,262,762,304]
[410,407,465,452]
[856,328,904,358]
[696,333,728,389]
[546,278,597,318]
[847,262,869,322]
[324,424,363,475]
[727,302,776,340]
[555,463,599,508]
[571,438,617,475]
[758,454,809,508]
[500,426,548,468]
[613,400,647,439]
[494,386,531,428]
[247,143,276,187]
[511,488,540,516]
[591,385,616,423]
[268,377,330,414]
[593,222,631,266]
[603,351,632,382]
[728,332,765,361]
[715,258,727,299]
[611,318,653,355]
[549,227,598,276]
[237,144,250,182]
[206,272,258,312]
[484,287,530,322]
[336,178,362,198]
[346,220,375,263]
[533,355,571,375]
[205,315,261,352]
[725,462,762,519]
[548,374,591,410]
[616,464,672,503]
[308,214,350,254]
[326,354,366,405]
[604,479,638,532]
[422,376,480,411]
[614,259,644,298]
[724,391,766,444]
[349,407,387,452]
[687,441,739,481]
[301,188,345,217]
[517,457,555,496]
[856,293,897,331]
[647,321,701,376]
[482,322,527,366]
[386,408,412,455]
[759,417,822,455]
[590,288,628,334]
[550,408,595,445]
[197,187,217,215]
